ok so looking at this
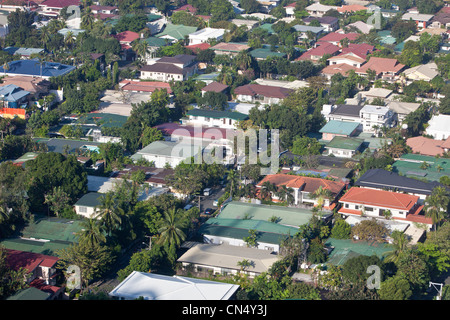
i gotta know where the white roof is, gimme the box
[109,271,240,300]
[360,87,393,98]
[402,12,434,22]
[306,3,338,11]
[404,62,439,80]
[188,27,225,40]
[347,21,374,34]
[360,104,391,115]
[386,101,421,115]
[177,243,280,274]
[226,102,263,115]
[426,114,450,133]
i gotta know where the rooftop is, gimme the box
[217,201,314,228]
[186,108,248,121]
[234,83,293,99]
[0,60,76,78]
[319,120,360,136]
[325,136,364,150]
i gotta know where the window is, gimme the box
[345,203,349,208]
[364,207,374,212]
[78,206,87,213]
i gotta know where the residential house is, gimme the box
[181,109,248,129]
[324,136,364,158]
[217,201,315,228]
[210,42,250,57]
[3,47,45,58]
[90,4,119,20]
[139,54,198,82]
[322,103,363,123]
[296,42,340,63]
[321,63,357,79]
[359,87,393,103]
[143,36,169,60]
[284,2,296,17]
[256,173,347,210]
[130,140,205,169]
[344,21,374,34]
[293,25,326,42]
[73,192,103,218]
[337,4,367,14]
[303,16,339,32]
[0,60,76,79]
[327,52,366,68]
[0,84,30,108]
[305,3,339,17]
[359,104,395,133]
[402,12,434,29]
[177,243,280,278]
[188,27,225,45]
[355,168,444,203]
[110,165,174,189]
[156,23,198,43]
[233,84,293,105]
[393,153,450,183]
[172,4,197,14]
[201,81,229,97]
[406,136,450,157]
[425,114,450,140]
[229,19,260,30]
[356,57,405,82]
[340,43,376,59]
[319,120,361,141]
[154,122,235,164]
[113,30,140,60]
[316,32,359,46]
[338,187,433,229]
[386,101,421,123]
[430,12,450,28]
[108,271,240,300]
[38,0,80,17]
[118,79,172,94]
[377,30,397,45]
[199,217,298,253]
[403,62,439,83]
[249,46,287,60]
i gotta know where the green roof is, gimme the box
[74,192,103,208]
[325,238,391,266]
[217,201,314,228]
[325,136,364,150]
[393,154,450,182]
[319,120,360,136]
[186,109,248,121]
[249,47,286,59]
[0,215,83,255]
[144,36,168,47]
[258,23,275,34]
[156,23,198,40]
[7,287,50,300]
[76,113,127,128]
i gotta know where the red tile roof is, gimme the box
[317,32,360,44]
[337,4,367,13]
[154,122,235,140]
[39,0,80,8]
[173,4,197,13]
[185,42,212,52]
[406,136,449,156]
[296,42,340,61]
[114,31,140,43]
[119,80,173,94]
[321,63,357,76]
[339,187,419,211]
[256,173,346,195]
[5,249,59,273]
[340,43,376,59]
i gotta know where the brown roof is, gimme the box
[119,80,173,94]
[297,42,340,61]
[1,76,50,94]
[329,52,366,64]
[357,57,405,75]
[256,173,346,195]
[233,84,293,99]
[211,42,250,52]
[321,63,357,76]
[201,81,229,93]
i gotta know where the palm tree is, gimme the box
[424,186,449,233]
[237,259,253,272]
[275,185,295,205]
[81,7,94,30]
[77,219,106,246]
[64,31,75,50]
[310,186,333,213]
[40,26,52,51]
[0,200,10,222]
[94,192,123,236]
[157,207,187,248]
[226,169,239,198]
[132,39,150,64]
[260,181,277,201]
[384,230,410,264]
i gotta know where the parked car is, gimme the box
[203,188,211,196]
[203,208,214,216]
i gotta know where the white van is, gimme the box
[203,188,211,196]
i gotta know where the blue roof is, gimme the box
[3,47,44,56]
[0,60,76,78]
[0,84,30,102]
[293,25,324,33]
